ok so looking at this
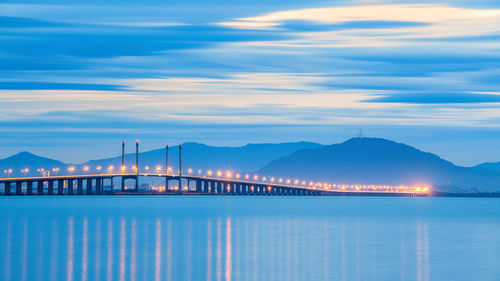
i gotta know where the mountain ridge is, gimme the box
[258,137,500,192]
[2,138,499,192]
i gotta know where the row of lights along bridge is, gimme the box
[2,140,430,193]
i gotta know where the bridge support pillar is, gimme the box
[37,181,44,195]
[196,180,202,193]
[57,180,64,195]
[135,176,139,192]
[165,178,169,193]
[67,180,74,195]
[110,178,114,193]
[27,181,33,195]
[77,179,83,195]
[4,182,11,195]
[96,178,102,195]
[121,177,125,192]
[16,181,23,195]
[86,178,93,195]
[47,180,54,195]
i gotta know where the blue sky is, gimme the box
[1,0,500,166]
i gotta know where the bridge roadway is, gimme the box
[0,173,425,197]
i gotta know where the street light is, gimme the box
[4,169,12,177]
[67,166,75,174]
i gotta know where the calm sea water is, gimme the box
[0,196,499,281]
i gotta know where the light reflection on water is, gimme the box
[0,196,499,281]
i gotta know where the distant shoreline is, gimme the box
[431,192,500,198]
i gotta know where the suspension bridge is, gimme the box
[0,141,430,196]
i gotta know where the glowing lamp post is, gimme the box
[4,169,13,177]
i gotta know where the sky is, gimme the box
[0,0,499,166]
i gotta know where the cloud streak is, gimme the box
[0,0,500,165]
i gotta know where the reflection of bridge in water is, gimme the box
[0,141,429,197]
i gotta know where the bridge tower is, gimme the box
[121,140,126,191]
[178,142,182,193]
[135,139,139,192]
[165,143,169,192]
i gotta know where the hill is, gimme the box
[83,141,322,173]
[473,161,500,173]
[0,152,66,176]
[258,138,500,192]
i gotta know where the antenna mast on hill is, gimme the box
[357,128,364,138]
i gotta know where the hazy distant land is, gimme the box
[1,138,500,194]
